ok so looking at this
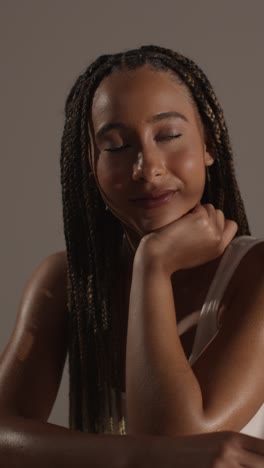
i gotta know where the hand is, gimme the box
[136,203,238,275]
[175,431,264,467]
[149,431,264,468]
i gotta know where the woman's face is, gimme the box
[91,65,214,234]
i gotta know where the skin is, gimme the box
[90,66,230,382]
[0,64,264,467]
[91,66,227,357]
[91,66,213,239]
[91,66,264,434]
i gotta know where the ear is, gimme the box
[200,123,215,167]
[203,138,215,167]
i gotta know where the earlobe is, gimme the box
[204,144,214,166]
[203,129,215,166]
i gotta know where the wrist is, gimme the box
[134,240,178,277]
[124,433,185,468]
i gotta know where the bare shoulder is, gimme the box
[31,249,67,292]
[15,250,68,328]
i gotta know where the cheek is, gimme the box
[96,155,126,193]
[170,147,205,194]
[171,144,204,175]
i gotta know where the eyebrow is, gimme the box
[95,111,188,139]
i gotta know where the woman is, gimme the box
[1,44,264,467]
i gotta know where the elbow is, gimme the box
[157,411,228,437]
[126,411,222,437]
[154,415,233,437]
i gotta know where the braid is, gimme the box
[60,45,251,435]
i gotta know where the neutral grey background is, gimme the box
[1,0,264,428]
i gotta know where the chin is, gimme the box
[122,198,200,235]
[135,212,183,234]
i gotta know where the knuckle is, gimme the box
[216,209,225,221]
[196,215,209,229]
[216,208,224,215]
[207,203,215,210]
[203,203,214,209]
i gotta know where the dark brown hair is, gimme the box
[60,44,250,434]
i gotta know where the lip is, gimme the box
[132,190,177,209]
[131,189,177,200]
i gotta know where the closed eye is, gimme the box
[104,134,182,152]
[157,134,182,142]
[104,144,130,153]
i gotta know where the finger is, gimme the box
[204,203,216,223]
[238,447,264,467]
[203,205,219,238]
[215,209,225,233]
[240,432,264,456]
[191,203,212,220]
[221,219,238,248]
[206,203,218,230]
[190,202,203,213]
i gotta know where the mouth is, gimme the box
[132,190,177,209]
[131,189,177,200]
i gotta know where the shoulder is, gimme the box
[0,250,68,420]
[17,250,68,329]
[28,250,67,294]
[35,249,67,275]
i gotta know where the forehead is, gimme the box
[91,66,196,127]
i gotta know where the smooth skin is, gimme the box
[0,65,264,467]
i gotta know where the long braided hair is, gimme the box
[60,45,251,434]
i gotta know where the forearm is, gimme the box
[126,258,204,436]
[0,413,165,468]
[1,415,263,468]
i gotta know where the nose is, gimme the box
[132,146,168,182]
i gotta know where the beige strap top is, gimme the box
[106,235,264,437]
[189,235,263,365]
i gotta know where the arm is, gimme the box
[0,252,148,468]
[0,415,162,468]
[3,416,263,468]
[125,242,264,436]
[2,253,264,467]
